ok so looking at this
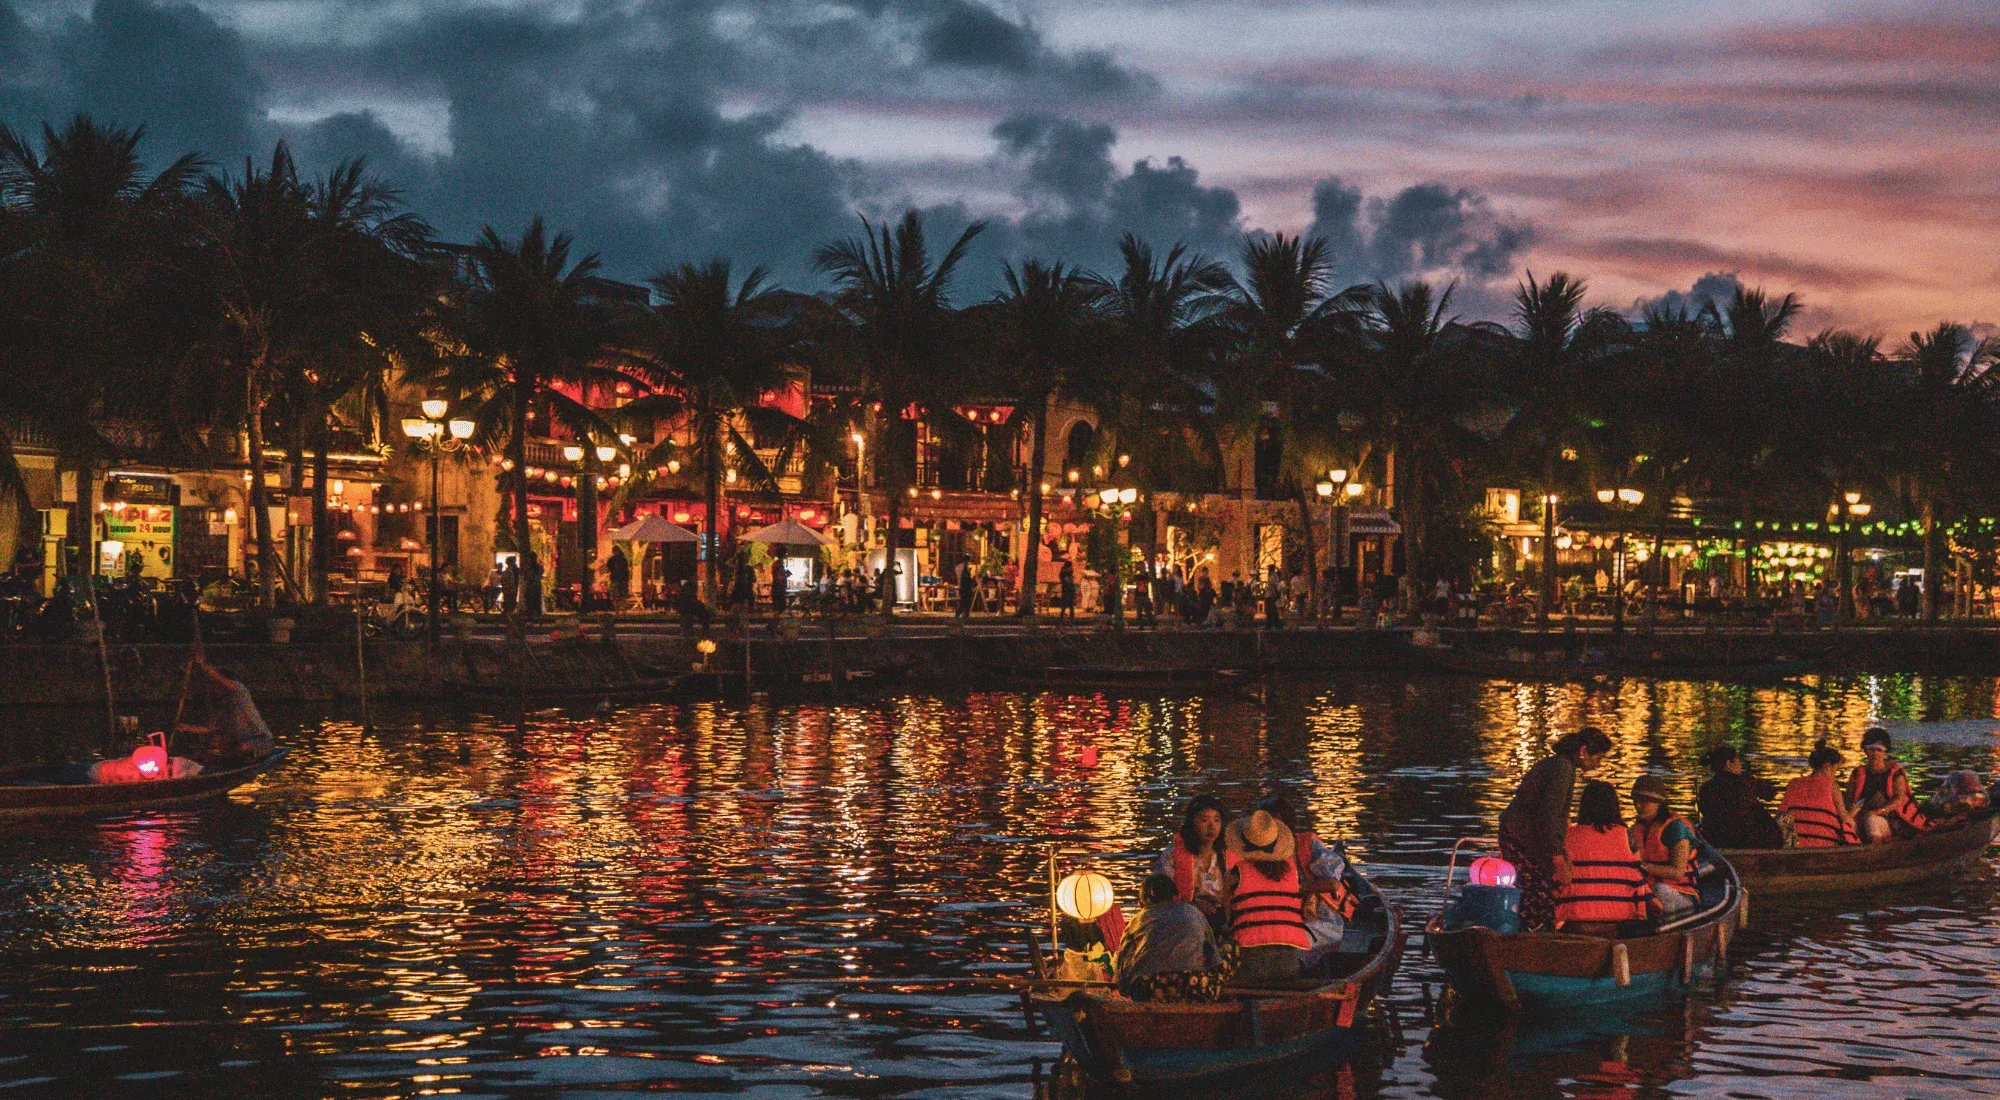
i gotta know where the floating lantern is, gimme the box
[131,732,169,780]
[1468,856,1517,887]
[1055,871,1115,922]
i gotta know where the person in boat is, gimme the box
[1850,728,1930,843]
[1779,742,1859,847]
[1925,770,1989,823]
[1156,794,1229,926]
[1499,727,1613,931]
[1114,874,1224,1003]
[1629,775,1700,915]
[1696,745,1783,849]
[1555,780,1651,935]
[1222,809,1317,983]
[1255,791,1350,971]
[173,659,277,768]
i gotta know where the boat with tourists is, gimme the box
[1720,806,1999,894]
[1427,838,1744,1013]
[1022,854,1403,1086]
[0,746,289,819]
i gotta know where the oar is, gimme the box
[167,604,206,756]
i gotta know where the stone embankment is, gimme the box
[2,622,1994,708]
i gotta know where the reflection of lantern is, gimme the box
[1468,856,1517,887]
[1056,871,1115,922]
[131,733,169,780]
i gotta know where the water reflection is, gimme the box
[0,672,1994,1096]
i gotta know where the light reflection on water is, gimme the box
[0,673,1997,1097]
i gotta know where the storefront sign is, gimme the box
[102,504,176,578]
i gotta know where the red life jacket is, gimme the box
[1293,830,1358,919]
[1226,850,1311,950]
[1168,837,1220,904]
[1633,814,1701,898]
[1556,825,1651,925]
[1847,762,1932,833]
[1782,771,1858,847]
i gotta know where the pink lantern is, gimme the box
[1468,856,1517,887]
[131,732,169,781]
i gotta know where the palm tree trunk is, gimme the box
[703,416,721,607]
[1922,497,1940,622]
[311,428,331,604]
[881,418,904,622]
[510,375,531,575]
[1295,482,1318,615]
[247,367,277,609]
[288,426,306,602]
[1018,398,1049,616]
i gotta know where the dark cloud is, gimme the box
[1634,272,1743,319]
[1308,176,1534,297]
[920,0,1037,71]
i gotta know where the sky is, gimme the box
[2,0,1995,333]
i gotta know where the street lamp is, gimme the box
[1594,486,1644,633]
[1832,491,1872,625]
[561,440,619,611]
[401,402,475,645]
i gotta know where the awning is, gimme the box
[1347,510,1402,536]
[607,514,701,543]
[742,516,834,547]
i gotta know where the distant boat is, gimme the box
[0,747,288,819]
[1721,808,1999,895]
[1024,867,1403,1087]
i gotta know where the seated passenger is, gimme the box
[1780,742,1859,847]
[1849,728,1930,843]
[1156,794,1228,925]
[1629,775,1700,915]
[1696,745,1783,849]
[1925,771,1990,822]
[1256,791,1350,972]
[1555,780,1650,935]
[1223,810,1313,984]
[1114,874,1223,1003]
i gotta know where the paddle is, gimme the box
[167,602,206,759]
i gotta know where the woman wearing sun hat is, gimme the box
[1223,809,1313,983]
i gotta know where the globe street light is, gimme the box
[1594,486,1644,632]
[402,402,474,645]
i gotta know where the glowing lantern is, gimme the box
[131,732,169,780]
[673,511,692,523]
[1468,856,1517,887]
[696,638,718,655]
[1055,871,1115,922]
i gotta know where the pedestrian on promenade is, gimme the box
[1058,560,1077,621]
[955,556,975,619]
[769,558,787,615]
[606,547,631,609]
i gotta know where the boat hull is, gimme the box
[0,748,289,818]
[1028,871,1403,1086]
[1428,860,1743,1014]
[1720,810,1998,895]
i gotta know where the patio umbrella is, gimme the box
[607,514,702,543]
[742,516,834,547]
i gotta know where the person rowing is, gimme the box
[1499,727,1613,931]
[173,658,277,769]
[1696,745,1783,849]
[1849,727,1930,843]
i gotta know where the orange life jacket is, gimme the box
[1633,814,1701,898]
[1848,762,1931,833]
[1226,850,1311,950]
[1293,830,1358,919]
[1556,825,1651,925]
[1781,771,1857,847]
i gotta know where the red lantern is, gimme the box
[1468,856,1516,887]
[131,732,169,781]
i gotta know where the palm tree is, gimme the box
[1346,280,1497,602]
[1894,322,1999,620]
[442,219,623,595]
[617,259,808,604]
[1091,233,1231,487]
[992,258,1108,616]
[815,211,984,621]
[1796,330,1895,620]
[1215,233,1368,606]
[0,116,203,574]
[1503,272,1628,624]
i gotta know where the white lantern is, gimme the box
[1055,871,1115,922]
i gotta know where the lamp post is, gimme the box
[401,399,475,646]
[1595,486,1644,633]
[1833,491,1871,625]
[564,441,619,612]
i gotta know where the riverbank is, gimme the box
[5,619,1998,708]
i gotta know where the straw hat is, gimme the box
[1225,809,1295,862]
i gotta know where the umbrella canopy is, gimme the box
[742,516,834,547]
[607,514,702,543]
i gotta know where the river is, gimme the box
[1,673,1996,1097]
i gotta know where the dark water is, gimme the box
[2,673,1998,1098]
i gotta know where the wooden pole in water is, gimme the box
[88,580,117,739]
[355,602,370,731]
[168,610,206,755]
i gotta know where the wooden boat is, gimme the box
[0,747,289,819]
[1720,808,1999,895]
[1427,841,1744,1013]
[1025,867,1403,1087]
